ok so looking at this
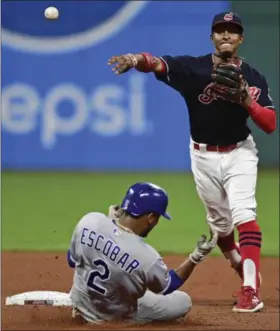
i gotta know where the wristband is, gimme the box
[161,269,184,295]
[135,52,158,73]
[189,253,201,264]
[126,53,138,67]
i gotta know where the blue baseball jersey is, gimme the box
[155,53,275,145]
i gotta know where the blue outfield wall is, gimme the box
[2,1,229,171]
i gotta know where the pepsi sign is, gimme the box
[2,1,229,170]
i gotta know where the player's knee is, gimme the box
[181,292,192,317]
[216,226,234,238]
[173,291,192,318]
[207,219,233,237]
[231,206,257,225]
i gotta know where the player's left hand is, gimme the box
[108,205,123,220]
[211,63,249,104]
[189,228,218,264]
[108,205,120,219]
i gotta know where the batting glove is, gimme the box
[189,229,218,264]
[108,205,123,220]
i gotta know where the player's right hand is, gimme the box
[108,54,137,75]
[189,229,218,264]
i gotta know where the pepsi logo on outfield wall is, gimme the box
[1,1,148,54]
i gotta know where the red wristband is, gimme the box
[135,52,158,73]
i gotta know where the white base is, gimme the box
[5,291,73,307]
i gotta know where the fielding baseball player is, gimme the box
[108,12,277,313]
[67,182,218,324]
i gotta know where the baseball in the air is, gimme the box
[44,6,59,20]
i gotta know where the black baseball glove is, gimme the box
[211,63,249,104]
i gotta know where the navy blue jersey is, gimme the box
[155,53,275,145]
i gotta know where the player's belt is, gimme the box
[193,142,238,152]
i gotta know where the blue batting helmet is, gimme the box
[120,182,172,220]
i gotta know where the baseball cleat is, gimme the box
[232,286,264,313]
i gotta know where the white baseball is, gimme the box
[44,6,59,20]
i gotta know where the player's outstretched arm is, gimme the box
[174,230,219,282]
[149,229,218,296]
[108,53,165,75]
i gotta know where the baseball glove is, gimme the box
[211,63,249,104]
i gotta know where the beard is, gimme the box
[139,228,152,238]
[140,224,156,238]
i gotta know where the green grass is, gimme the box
[1,171,279,256]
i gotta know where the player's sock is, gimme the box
[218,231,241,269]
[237,221,262,290]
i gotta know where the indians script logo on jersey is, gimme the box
[198,83,261,105]
[2,1,148,53]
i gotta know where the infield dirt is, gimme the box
[2,252,279,330]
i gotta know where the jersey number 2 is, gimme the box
[87,259,110,295]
